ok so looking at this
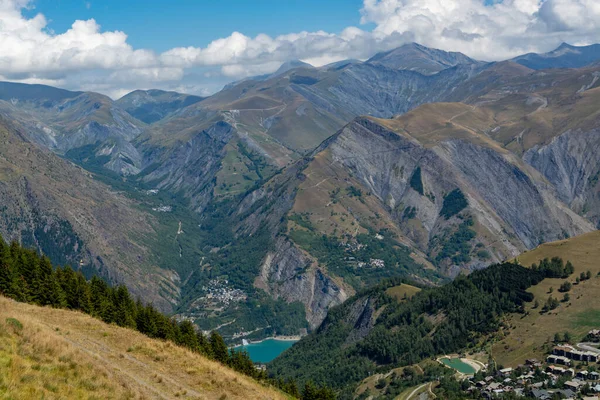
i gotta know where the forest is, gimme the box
[0,236,335,400]
[270,258,575,398]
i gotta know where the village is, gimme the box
[463,330,600,399]
[199,278,247,308]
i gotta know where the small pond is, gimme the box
[440,358,476,375]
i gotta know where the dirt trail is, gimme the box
[57,329,203,399]
[0,296,287,400]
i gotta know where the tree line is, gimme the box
[270,259,576,397]
[0,236,334,400]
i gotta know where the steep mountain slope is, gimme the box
[0,117,178,311]
[512,42,600,70]
[137,44,489,207]
[3,43,600,344]
[0,296,288,400]
[289,61,600,272]
[116,89,205,124]
[289,114,591,275]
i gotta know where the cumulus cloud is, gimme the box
[360,0,600,60]
[2,0,600,97]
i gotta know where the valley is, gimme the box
[2,42,600,342]
[2,36,600,399]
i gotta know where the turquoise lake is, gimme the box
[440,358,476,374]
[235,339,298,363]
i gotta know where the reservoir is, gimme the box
[234,338,298,363]
[440,358,477,375]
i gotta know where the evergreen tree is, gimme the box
[554,333,561,343]
[114,285,137,328]
[179,320,200,351]
[302,381,319,400]
[0,239,16,297]
[210,331,230,364]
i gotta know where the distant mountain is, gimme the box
[0,116,177,311]
[366,42,478,74]
[3,42,600,344]
[0,81,82,103]
[116,89,205,124]
[273,59,314,76]
[0,82,145,175]
[223,59,315,90]
[512,42,600,70]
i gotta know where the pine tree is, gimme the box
[210,332,230,364]
[135,302,158,337]
[302,381,318,400]
[179,320,199,351]
[0,238,16,296]
[114,285,136,328]
[197,331,211,356]
[285,379,300,398]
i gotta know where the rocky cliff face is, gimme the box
[316,116,593,273]
[138,120,234,213]
[233,156,349,329]
[256,236,348,328]
[524,129,600,227]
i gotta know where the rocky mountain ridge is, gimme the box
[1,42,600,337]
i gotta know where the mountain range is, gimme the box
[1,41,600,341]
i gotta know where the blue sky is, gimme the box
[28,0,369,52]
[5,0,600,97]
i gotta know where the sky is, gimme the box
[3,0,600,98]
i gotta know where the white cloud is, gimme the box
[1,0,600,97]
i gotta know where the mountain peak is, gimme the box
[273,59,314,76]
[512,42,600,69]
[366,43,476,75]
[556,42,575,50]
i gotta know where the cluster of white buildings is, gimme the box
[552,345,599,363]
[200,279,246,307]
[467,354,600,399]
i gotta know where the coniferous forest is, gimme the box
[270,258,575,398]
[0,236,335,400]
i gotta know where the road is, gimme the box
[405,382,436,400]
[577,342,600,354]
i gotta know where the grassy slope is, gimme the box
[0,296,288,400]
[384,283,422,302]
[492,230,600,367]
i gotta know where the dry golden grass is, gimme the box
[0,296,289,400]
[385,284,422,302]
[492,230,600,367]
